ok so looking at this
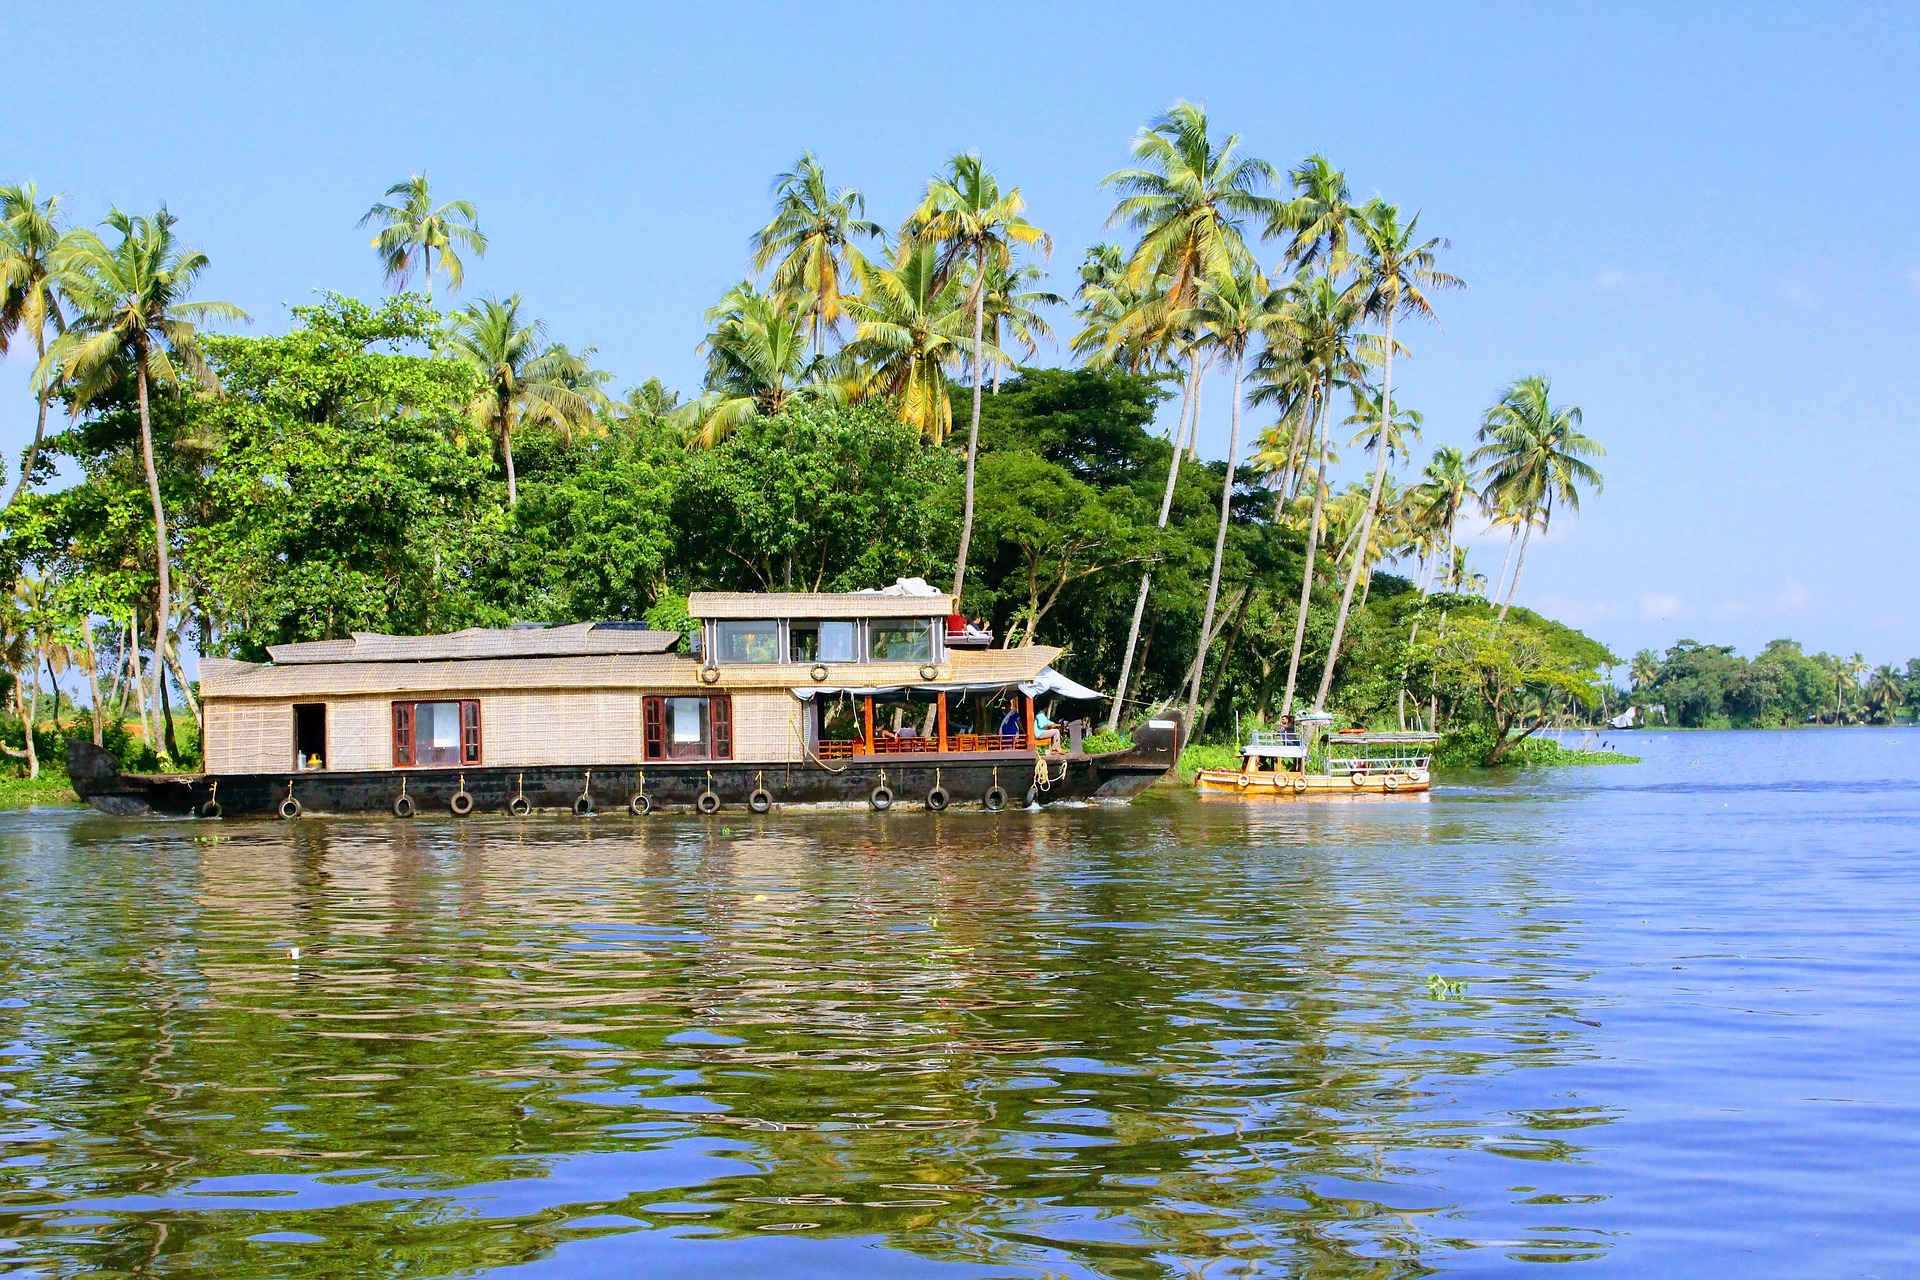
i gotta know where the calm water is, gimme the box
[0,731,1915,1278]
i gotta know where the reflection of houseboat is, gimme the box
[71,583,1179,818]
[1194,715,1436,796]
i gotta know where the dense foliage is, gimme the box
[1627,640,1917,728]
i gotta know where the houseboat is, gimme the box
[1194,715,1436,796]
[69,583,1180,818]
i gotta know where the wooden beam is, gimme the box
[862,696,874,755]
[1024,693,1035,751]
[937,692,948,754]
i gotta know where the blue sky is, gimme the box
[5,1,1917,663]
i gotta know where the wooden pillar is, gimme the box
[862,695,874,755]
[1023,693,1035,750]
[937,692,948,754]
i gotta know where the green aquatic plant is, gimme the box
[1427,974,1468,999]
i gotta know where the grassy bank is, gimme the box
[1175,733,1639,782]
[0,771,80,810]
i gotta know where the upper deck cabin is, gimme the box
[197,582,1084,776]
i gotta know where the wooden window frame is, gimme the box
[393,699,482,767]
[642,694,733,762]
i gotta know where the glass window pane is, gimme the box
[667,697,711,758]
[868,620,933,663]
[715,621,780,663]
[413,701,463,765]
[791,621,856,663]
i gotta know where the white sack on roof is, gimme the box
[789,666,1103,702]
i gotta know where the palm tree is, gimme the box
[1630,649,1661,691]
[1071,243,1172,374]
[749,153,885,356]
[843,241,986,443]
[0,183,72,510]
[1274,274,1368,716]
[1470,375,1604,619]
[50,208,247,708]
[1185,267,1283,727]
[1272,153,1359,271]
[446,295,599,505]
[1100,102,1276,731]
[1411,444,1472,594]
[980,258,1062,390]
[1313,200,1460,712]
[682,284,836,447]
[906,152,1049,604]
[358,175,486,306]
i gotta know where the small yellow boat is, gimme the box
[1195,722,1437,797]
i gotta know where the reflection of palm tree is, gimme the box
[0,182,73,509]
[51,208,248,721]
[749,153,884,356]
[1471,375,1603,620]
[445,295,600,506]
[358,175,486,307]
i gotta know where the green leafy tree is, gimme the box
[1419,607,1611,764]
[971,450,1143,647]
[358,174,486,306]
[188,295,504,656]
[905,152,1049,604]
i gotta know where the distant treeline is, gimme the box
[1627,640,1917,728]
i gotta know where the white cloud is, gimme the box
[1640,591,1685,621]
[1774,579,1810,612]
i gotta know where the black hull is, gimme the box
[67,727,1178,819]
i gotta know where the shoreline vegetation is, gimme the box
[0,99,1870,787]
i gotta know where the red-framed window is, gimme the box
[393,700,482,767]
[642,695,732,761]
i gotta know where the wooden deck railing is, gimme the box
[815,732,1030,760]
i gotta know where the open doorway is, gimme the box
[294,703,327,770]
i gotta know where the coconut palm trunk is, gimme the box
[1105,353,1202,733]
[949,261,990,604]
[1280,374,1336,716]
[1313,310,1396,711]
[133,360,175,754]
[1186,347,1247,724]
[83,615,104,746]
[1499,515,1537,620]
[7,331,54,511]
[503,428,518,508]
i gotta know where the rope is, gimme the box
[790,710,854,773]
[1034,753,1067,792]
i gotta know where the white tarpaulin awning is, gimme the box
[791,665,1103,702]
[1019,666,1103,701]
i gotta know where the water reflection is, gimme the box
[0,791,1618,1275]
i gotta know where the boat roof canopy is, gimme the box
[266,622,680,665]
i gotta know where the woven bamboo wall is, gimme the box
[205,687,808,772]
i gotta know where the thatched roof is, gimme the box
[266,622,679,665]
[203,644,1062,701]
[689,589,953,620]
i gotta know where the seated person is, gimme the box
[998,707,1022,738]
[1033,707,1061,750]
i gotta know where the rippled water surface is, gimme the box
[0,730,1916,1277]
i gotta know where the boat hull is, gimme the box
[68,727,1179,819]
[1194,767,1430,797]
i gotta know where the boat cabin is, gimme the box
[197,582,1092,776]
